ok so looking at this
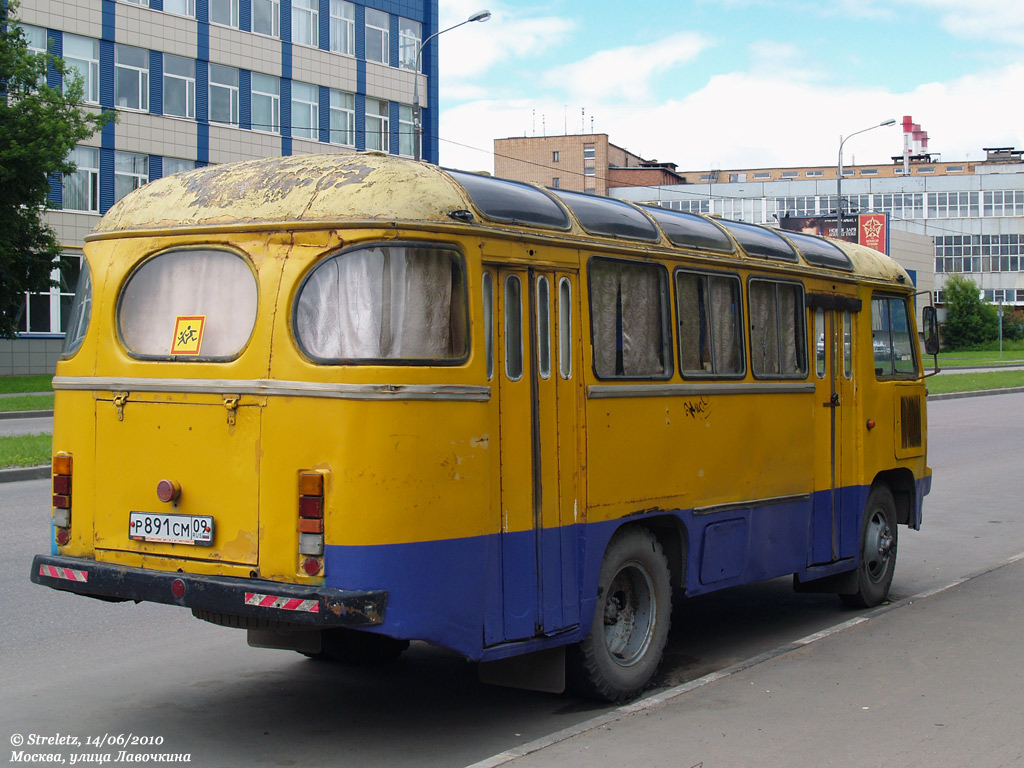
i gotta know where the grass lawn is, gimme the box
[0,433,51,469]
[0,394,55,412]
[0,374,54,394]
[928,369,1024,395]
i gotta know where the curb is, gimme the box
[0,409,54,420]
[0,465,50,483]
[928,386,1024,401]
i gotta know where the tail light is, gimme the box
[52,453,73,546]
[298,472,325,576]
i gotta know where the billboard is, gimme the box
[779,213,889,254]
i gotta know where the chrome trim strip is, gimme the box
[587,382,816,399]
[694,493,812,516]
[52,376,491,402]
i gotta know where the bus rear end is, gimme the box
[32,231,391,639]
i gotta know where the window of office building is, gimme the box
[329,89,355,145]
[253,0,280,37]
[63,146,100,213]
[399,18,421,71]
[114,151,149,204]
[64,34,100,105]
[291,81,319,140]
[209,64,239,125]
[365,97,389,152]
[164,0,195,18]
[163,157,195,176]
[292,0,318,47]
[115,44,149,111]
[398,103,414,157]
[163,54,195,119]
[330,0,355,55]
[21,23,46,54]
[119,0,150,7]
[19,23,46,89]
[365,9,389,64]
[210,0,239,28]
[251,73,280,134]
[18,252,84,335]
[583,144,596,160]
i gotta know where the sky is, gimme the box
[432,0,1024,175]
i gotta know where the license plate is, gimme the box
[129,511,214,546]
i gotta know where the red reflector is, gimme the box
[157,479,182,503]
[55,528,71,546]
[298,518,324,534]
[867,419,876,430]
[53,494,71,509]
[299,495,323,518]
[302,557,322,576]
[53,475,72,495]
[171,579,186,598]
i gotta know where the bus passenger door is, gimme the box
[495,266,580,641]
[811,306,855,565]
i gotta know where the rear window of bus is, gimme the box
[118,248,258,360]
[294,244,469,364]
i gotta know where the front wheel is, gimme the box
[568,527,672,702]
[841,484,898,608]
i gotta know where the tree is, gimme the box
[941,274,999,349]
[0,1,114,338]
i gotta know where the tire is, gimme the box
[301,628,410,664]
[841,484,898,608]
[568,527,672,702]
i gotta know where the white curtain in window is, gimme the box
[119,250,257,357]
[710,277,741,373]
[590,260,664,377]
[297,247,457,360]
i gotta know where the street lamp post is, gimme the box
[412,10,491,162]
[836,118,896,238]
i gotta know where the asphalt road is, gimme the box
[2,393,1023,767]
[0,415,52,437]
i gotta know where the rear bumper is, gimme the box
[31,554,387,627]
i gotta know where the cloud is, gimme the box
[894,0,1024,46]
[540,32,713,102]
[437,1,576,91]
[439,62,1024,174]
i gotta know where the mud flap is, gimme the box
[478,645,566,694]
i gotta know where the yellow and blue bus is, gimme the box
[31,153,935,702]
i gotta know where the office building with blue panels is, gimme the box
[4,0,438,373]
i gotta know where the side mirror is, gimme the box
[922,306,939,356]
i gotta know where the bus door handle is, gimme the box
[823,392,840,408]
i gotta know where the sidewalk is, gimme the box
[472,555,1024,768]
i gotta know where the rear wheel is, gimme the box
[841,484,898,608]
[568,527,671,702]
[301,628,409,664]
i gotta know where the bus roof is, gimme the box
[92,152,910,285]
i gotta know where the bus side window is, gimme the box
[537,275,551,379]
[872,295,916,377]
[483,272,494,380]
[505,274,523,381]
[588,257,671,379]
[843,310,853,379]
[814,307,826,379]
[748,279,807,378]
[676,270,744,377]
[558,277,572,379]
